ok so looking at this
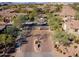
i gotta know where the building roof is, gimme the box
[60,5,76,17]
[66,20,79,29]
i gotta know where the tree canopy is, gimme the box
[0,34,14,44]
[3,26,19,37]
[54,30,69,44]
[28,9,37,21]
[48,13,62,31]
[54,4,63,12]
[70,3,79,11]
[75,12,79,20]
[13,15,29,28]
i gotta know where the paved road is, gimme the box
[15,30,55,57]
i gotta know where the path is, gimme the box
[15,30,56,57]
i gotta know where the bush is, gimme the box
[48,14,62,31]
[75,53,78,57]
[70,3,79,11]
[75,12,79,20]
[54,30,69,45]
[75,36,79,44]
[3,26,19,37]
[13,15,29,28]
[63,52,66,55]
[54,4,63,12]
[0,34,14,44]
[75,40,79,44]
[74,45,78,49]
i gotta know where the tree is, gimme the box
[54,4,63,12]
[28,4,37,8]
[0,34,14,56]
[48,14,62,31]
[16,4,26,8]
[28,9,37,21]
[54,30,69,45]
[0,16,3,21]
[13,15,29,28]
[70,3,79,11]
[3,26,19,37]
[0,34,14,44]
[75,12,79,20]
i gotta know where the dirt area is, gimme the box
[14,28,79,57]
[15,28,55,57]
[50,31,79,57]
[51,42,79,57]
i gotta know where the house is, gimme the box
[62,20,79,35]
